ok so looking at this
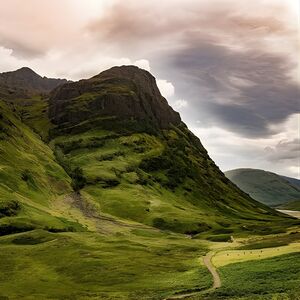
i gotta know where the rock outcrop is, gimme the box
[49,66,181,129]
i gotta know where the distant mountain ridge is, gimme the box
[0,67,68,99]
[225,168,300,207]
[281,175,300,189]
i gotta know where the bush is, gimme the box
[207,234,231,242]
[0,199,20,217]
[56,137,106,154]
[54,147,72,174]
[97,151,124,161]
[0,223,35,236]
[102,178,120,188]
[54,147,86,191]
[139,136,199,189]
[139,155,172,172]
[152,217,168,230]
[21,169,30,181]
[71,167,87,191]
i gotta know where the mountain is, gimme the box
[46,65,294,234]
[0,66,298,299]
[0,65,293,238]
[225,168,300,207]
[278,199,300,211]
[0,67,67,100]
[281,175,300,189]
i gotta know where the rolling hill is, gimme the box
[225,168,300,207]
[278,200,300,211]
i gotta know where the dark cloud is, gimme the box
[87,0,299,138]
[265,138,300,161]
[160,42,300,137]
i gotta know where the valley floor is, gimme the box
[0,223,299,300]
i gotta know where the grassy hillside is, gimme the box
[225,168,300,207]
[49,124,295,237]
[278,199,300,211]
[282,175,300,188]
[47,66,295,237]
[0,100,85,234]
[0,66,299,300]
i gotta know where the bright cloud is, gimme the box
[156,79,175,98]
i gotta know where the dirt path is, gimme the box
[165,252,221,299]
[203,252,221,289]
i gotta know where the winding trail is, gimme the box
[165,252,221,299]
[203,252,221,290]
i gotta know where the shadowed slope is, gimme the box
[225,168,300,207]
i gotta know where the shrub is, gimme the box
[207,234,231,242]
[54,147,72,174]
[54,147,86,191]
[0,223,35,236]
[152,217,168,230]
[139,155,172,172]
[0,199,20,217]
[71,167,87,191]
[21,169,30,181]
[97,151,124,161]
[102,178,120,188]
[56,137,106,154]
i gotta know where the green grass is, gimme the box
[0,101,83,233]
[0,229,211,300]
[213,252,300,299]
[237,232,300,250]
[49,125,295,237]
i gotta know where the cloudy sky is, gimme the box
[0,0,299,178]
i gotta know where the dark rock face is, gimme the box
[49,66,181,129]
[0,67,68,99]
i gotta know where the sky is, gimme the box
[0,0,299,178]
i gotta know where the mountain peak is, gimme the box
[0,67,68,98]
[93,65,152,80]
[49,66,181,130]
[14,66,39,76]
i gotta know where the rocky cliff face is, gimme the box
[49,66,181,129]
[0,67,67,99]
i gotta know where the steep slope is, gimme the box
[49,65,180,130]
[225,168,300,207]
[48,66,292,236]
[0,100,86,234]
[0,67,68,140]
